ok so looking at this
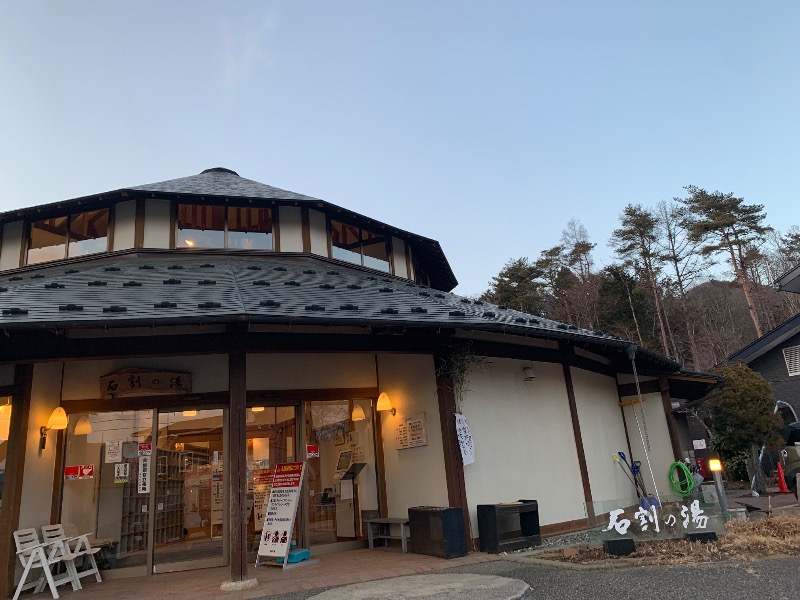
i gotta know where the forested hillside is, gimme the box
[480,187,800,371]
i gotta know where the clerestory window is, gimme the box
[177,204,273,250]
[330,219,390,273]
[27,208,110,265]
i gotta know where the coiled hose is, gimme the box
[669,461,694,495]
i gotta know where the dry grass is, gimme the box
[539,513,800,566]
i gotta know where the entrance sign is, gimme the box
[100,368,192,399]
[257,462,306,567]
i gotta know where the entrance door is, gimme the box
[304,398,379,552]
[61,409,154,578]
[152,408,226,573]
[246,405,298,562]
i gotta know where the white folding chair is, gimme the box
[12,528,81,600]
[41,524,103,585]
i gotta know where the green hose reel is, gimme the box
[669,461,695,495]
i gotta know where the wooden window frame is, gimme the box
[25,207,113,266]
[327,216,393,275]
[175,202,275,251]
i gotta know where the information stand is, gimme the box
[256,462,308,569]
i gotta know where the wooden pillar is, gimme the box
[659,375,682,461]
[433,354,471,550]
[227,328,248,582]
[559,342,595,522]
[0,365,34,599]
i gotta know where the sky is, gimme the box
[1,1,798,296]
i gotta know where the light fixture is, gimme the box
[708,459,722,472]
[182,409,198,417]
[351,405,366,422]
[0,400,11,441]
[40,407,69,450]
[74,415,92,435]
[251,406,265,412]
[376,392,396,416]
[522,366,535,381]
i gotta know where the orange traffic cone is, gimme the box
[777,462,791,494]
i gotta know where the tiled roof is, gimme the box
[130,168,320,202]
[0,253,628,346]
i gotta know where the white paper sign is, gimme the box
[138,456,151,494]
[105,440,122,464]
[692,439,707,450]
[114,462,130,483]
[455,413,475,465]
[257,462,305,565]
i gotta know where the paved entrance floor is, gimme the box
[53,548,500,600]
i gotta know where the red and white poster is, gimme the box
[256,462,305,567]
[138,442,152,456]
[306,444,319,458]
[64,464,94,480]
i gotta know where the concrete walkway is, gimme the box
[307,574,531,600]
[52,548,500,600]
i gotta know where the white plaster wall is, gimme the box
[112,199,137,251]
[246,354,377,390]
[143,198,172,248]
[571,367,636,505]
[621,391,674,500]
[61,355,228,400]
[279,206,303,252]
[377,354,449,517]
[308,209,328,256]
[0,220,23,270]
[462,359,585,532]
[18,363,64,530]
[392,237,409,278]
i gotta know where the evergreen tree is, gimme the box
[481,257,544,314]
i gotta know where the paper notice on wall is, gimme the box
[64,464,95,480]
[455,413,475,465]
[114,462,130,483]
[211,481,224,526]
[257,462,305,565]
[138,456,151,494]
[253,469,274,530]
[693,439,707,450]
[105,440,122,464]
[396,412,428,449]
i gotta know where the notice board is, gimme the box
[256,462,306,567]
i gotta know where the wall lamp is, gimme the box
[351,405,366,422]
[376,392,396,416]
[522,366,535,381]
[40,407,68,450]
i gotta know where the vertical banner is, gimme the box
[138,455,151,494]
[455,413,475,465]
[257,462,305,566]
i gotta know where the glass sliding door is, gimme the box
[246,405,297,561]
[152,408,226,572]
[60,410,154,577]
[305,398,379,551]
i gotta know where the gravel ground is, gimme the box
[260,556,800,600]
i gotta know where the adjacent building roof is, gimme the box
[726,312,800,365]
[774,263,800,294]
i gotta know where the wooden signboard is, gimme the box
[100,368,192,399]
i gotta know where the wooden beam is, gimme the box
[560,342,595,522]
[50,430,67,524]
[301,207,311,253]
[133,198,145,249]
[227,327,248,582]
[617,379,660,398]
[659,375,682,461]
[434,354,472,550]
[0,365,33,599]
[373,356,388,517]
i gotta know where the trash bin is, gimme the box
[477,499,541,554]
[408,506,467,559]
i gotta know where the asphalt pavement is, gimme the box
[261,556,800,600]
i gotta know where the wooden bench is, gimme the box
[365,517,410,553]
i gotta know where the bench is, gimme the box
[365,517,410,553]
